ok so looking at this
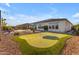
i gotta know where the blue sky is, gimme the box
[0,3,79,26]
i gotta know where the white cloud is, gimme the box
[71,13,79,24]
[72,13,79,18]
[5,13,54,26]
[0,7,57,26]
[8,14,53,22]
[2,7,57,26]
[8,16,15,20]
[71,19,79,25]
[5,14,41,25]
[5,3,10,7]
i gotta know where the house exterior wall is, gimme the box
[64,20,72,32]
[48,21,66,32]
[36,24,44,31]
[34,20,72,33]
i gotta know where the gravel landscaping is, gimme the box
[0,33,21,55]
[62,36,79,55]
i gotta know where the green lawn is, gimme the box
[15,32,71,55]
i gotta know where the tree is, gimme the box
[2,26,13,31]
[0,10,7,41]
[0,18,6,41]
[72,24,79,35]
[30,26,36,33]
[1,18,6,26]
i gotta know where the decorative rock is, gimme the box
[62,36,79,55]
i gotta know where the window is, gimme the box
[52,25,54,29]
[49,26,51,29]
[56,25,59,29]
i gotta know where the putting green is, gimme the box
[19,32,69,48]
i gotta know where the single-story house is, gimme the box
[32,18,73,33]
[14,23,32,30]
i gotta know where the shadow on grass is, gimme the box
[43,36,59,40]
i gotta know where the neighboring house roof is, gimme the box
[15,23,31,26]
[14,23,32,29]
[32,18,73,25]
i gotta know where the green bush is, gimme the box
[72,24,79,35]
[14,32,20,36]
[75,28,79,35]
[75,31,79,35]
[2,26,13,31]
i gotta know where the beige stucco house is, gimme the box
[32,18,73,33]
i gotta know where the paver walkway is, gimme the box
[62,36,79,55]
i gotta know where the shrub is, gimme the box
[30,27,36,32]
[14,32,20,36]
[72,25,79,35]
[2,26,13,31]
